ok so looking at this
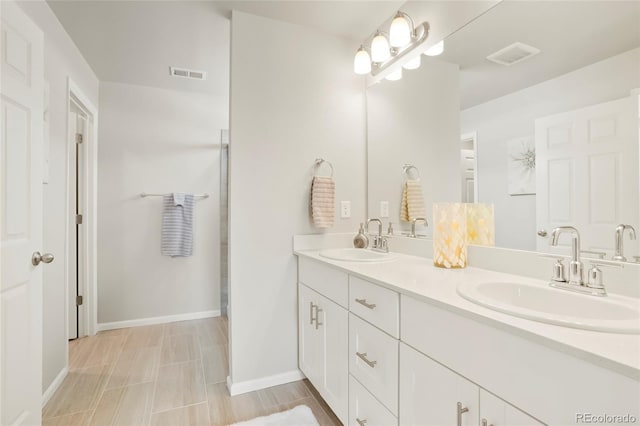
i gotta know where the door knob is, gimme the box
[32,251,54,266]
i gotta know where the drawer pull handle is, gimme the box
[315,308,323,329]
[356,352,377,368]
[309,302,317,325]
[356,418,367,426]
[481,419,493,426]
[457,402,469,426]
[355,298,377,309]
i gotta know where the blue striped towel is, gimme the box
[161,193,194,257]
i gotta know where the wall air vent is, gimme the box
[169,66,207,81]
[486,42,540,66]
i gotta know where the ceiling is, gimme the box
[46,0,402,95]
[436,1,640,109]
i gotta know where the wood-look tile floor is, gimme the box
[43,317,341,426]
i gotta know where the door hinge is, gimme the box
[76,295,83,306]
[75,133,83,144]
[76,214,83,225]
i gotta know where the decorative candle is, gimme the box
[433,203,467,269]
[466,203,495,246]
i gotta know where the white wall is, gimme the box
[16,0,100,394]
[97,82,226,324]
[367,60,461,234]
[461,48,640,250]
[229,11,366,388]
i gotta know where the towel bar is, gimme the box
[140,192,209,199]
[403,164,420,179]
[314,158,334,177]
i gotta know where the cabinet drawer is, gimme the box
[349,276,399,338]
[299,257,348,308]
[349,375,397,426]
[349,314,399,415]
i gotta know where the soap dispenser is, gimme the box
[353,223,369,249]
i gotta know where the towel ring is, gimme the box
[314,158,334,178]
[403,164,420,180]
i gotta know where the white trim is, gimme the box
[226,370,306,396]
[66,77,99,343]
[97,310,221,332]
[41,366,68,407]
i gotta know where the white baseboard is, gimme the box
[226,370,306,396]
[42,366,68,407]
[97,310,220,332]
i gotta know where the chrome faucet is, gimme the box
[612,224,637,262]
[366,218,388,253]
[410,217,428,238]
[548,226,607,296]
[550,226,583,286]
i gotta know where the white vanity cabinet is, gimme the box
[298,283,348,424]
[297,254,638,426]
[399,342,479,426]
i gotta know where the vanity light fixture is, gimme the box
[389,11,412,47]
[353,10,430,78]
[371,31,391,62]
[424,40,444,56]
[403,55,421,70]
[354,46,372,75]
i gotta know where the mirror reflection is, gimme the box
[367,0,640,262]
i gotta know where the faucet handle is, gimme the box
[586,264,605,290]
[551,258,566,282]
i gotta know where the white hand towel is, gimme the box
[311,176,335,228]
[401,179,426,222]
[161,193,194,257]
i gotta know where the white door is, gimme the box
[536,97,639,255]
[316,293,348,424]
[68,102,88,340]
[399,343,478,426]
[0,2,45,425]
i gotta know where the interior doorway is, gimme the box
[68,96,91,340]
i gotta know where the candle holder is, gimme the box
[466,203,495,247]
[433,203,467,269]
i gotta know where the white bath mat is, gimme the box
[230,404,319,426]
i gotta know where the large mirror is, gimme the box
[367,0,640,261]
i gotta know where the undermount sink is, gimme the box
[457,281,640,334]
[319,248,396,263]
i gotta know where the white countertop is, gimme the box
[294,249,640,381]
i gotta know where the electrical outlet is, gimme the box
[380,201,389,218]
[341,201,351,218]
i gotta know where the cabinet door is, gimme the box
[317,292,349,424]
[480,390,543,426]
[299,284,321,387]
[400,343,478,426]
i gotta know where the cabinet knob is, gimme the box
[356,418,367,426]
[457,402,469,426]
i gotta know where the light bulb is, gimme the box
[371,32,391,62]
[389,12,411,47]
[385,68,402,81]
[353,46,371,75]
[403,55,421,70]
[425,40,444,56]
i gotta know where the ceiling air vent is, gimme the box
[486,42,540,66]
[169,66,207,81]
